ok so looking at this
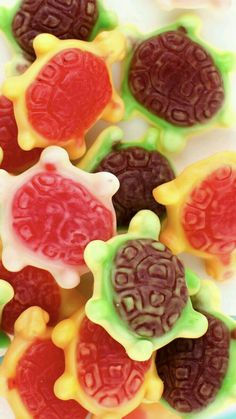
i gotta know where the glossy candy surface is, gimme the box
[26,48,112,143]
[0,307,89,419]
[77,316,151,407]
[95,145,175,226]
[182,166,236,261]
[12,172,113,266]
[0,263,60,335]
[12,0,98,60]
[85,210,208,361]
[0,95,41,173]
[0,146,119,288]
[157,313,230,413]
[154,152,236,280]
[112,238,188,338]
[14,339,88,419]
[79,126,175,228]
[52,309,162,418]
[122,16,236,153]
[129,28,224,128]
[3,32,126,159]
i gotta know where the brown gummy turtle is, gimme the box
[156,312,230,413]
[128,28,225,127]
[95,146,175,227]
[112,239,188,338]
[12,0,98,60]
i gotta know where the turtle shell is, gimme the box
[94,146,175,227]
[9,338,88,418]
[26,48,112,143]
[128,28,225,127]
[156,313,231,413]
[0,95,41,173]
[12,0,98,60]
[77,316,151,407]
[182,165,236,263]
[0,262,60,335]
[11,169,114,266]
[112,239,188,338]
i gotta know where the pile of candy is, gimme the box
[0,0,235,418]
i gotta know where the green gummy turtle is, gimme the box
[122,15,236,153]
[156,310,236,418]
[79,126,175,229]
[0,0,117,63]
[85,210,208,361]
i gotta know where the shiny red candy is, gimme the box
[26,49,112,143]
[12,170,114,266]
[14,339,88,419]
[77,317,151,407]
[182,165,236,262]
[0,95,41,173]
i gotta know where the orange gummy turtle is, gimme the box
[0,307,89,419]
[52,309,163,418]
[3,31,126,159]
[154,152,236,280]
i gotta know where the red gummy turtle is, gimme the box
[0,95,41,173]
[154,153,236,280]
[0,308,89,419]
[52,310,162,418]
[14,339,88,419]
[0,146,119,289]
[3,32,126,159]
[182,166,236,264]
[12,0,99,60]
[77,317,151,407]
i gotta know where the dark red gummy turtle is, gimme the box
[77,316,151,407]
[0,95,41,173]
[156,313,230,413]
[182,165,236,264]
[12,170,114,266]
[94,145,175,227]
[10,338,88,418]
[12,0,98,60]
[129,28,225,127]
[26,48,112,143]
[112,239,188,338]
[0,262,60,335]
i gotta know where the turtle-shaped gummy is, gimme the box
[112,239,188,338]
[9,338,88,418]
[0,95,41,173]
[0,262,60,335]
[94,146,175,226]
[77,316,151,407]
[156,312,230,413]
[128,27,225,127]
[12,0,98,60]
[182,165,236,263]
[26,48,112,143]
[12,169,113,266]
